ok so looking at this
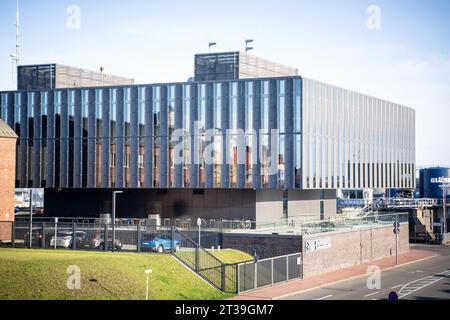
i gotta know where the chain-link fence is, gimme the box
[237,253,303,293]
[11,220,180,253]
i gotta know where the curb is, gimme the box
[273,252,438,300]
[236,251,438,300]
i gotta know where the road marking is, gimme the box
[271,253,437,301]
[391,284,404,289]
[398,270,450,299]
[364,291,379,297]
[315,295,333,300]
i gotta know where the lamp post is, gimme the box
[54,217,58,250]
[28,189,33,248]
[112,191,123,252]
[145,269,152,300]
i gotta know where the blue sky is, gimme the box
[0,0,449,166]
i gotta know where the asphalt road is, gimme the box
[284,244,450,300]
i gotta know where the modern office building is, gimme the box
[0,53,416,223]
[17,64,134,91]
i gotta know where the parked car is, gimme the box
[82,233,123,251]
[24,230,44,247]
[141,235,181,253]
[50,231,87,248]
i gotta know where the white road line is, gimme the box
[391,284,404,289]
[315,295,333,300]
[364,291,380,298]
[399,270,450,299]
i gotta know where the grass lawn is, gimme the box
[209,249,253,264]
[0,248,235,300]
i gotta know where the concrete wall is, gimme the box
[255,189,284,224]
[302,223,409,277]
[0,138,16,224]
[288,189,337,220]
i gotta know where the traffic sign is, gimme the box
[388,291,399,301]
[393,228,400,234]
[393,222,400,229]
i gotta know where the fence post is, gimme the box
[137,224,141,253]
[236,264,240,294]
[11,221,15,248]
[254,262,258,290]
[171,226,175,254]
[271,258,274,285]
[221,264,226,292]
[104,224,108,251]
[286,256,289,280]
[72,223,77,250]
[42,223,46,249]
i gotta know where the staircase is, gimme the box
[413,209,436,242]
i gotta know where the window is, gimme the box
[109,153,116,168]
[138,155,144,169]
[124,154,130,168]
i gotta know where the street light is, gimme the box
[145,268,152,300]
[28,189,33,248]
[112,191,123,252]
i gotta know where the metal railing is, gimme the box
[172,228,241,293]
[237,253,303,293]
[239,212,410,236]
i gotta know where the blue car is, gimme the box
[141,236,181,253]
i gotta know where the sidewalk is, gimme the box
[231,249,436,300]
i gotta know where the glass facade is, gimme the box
[0,76,416,190]
[301,78,415,190]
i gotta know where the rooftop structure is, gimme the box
[17,64,135,91]
[194,51,299,82]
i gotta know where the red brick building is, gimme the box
[0,119,17,241]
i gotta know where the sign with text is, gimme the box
[305,238,332,252]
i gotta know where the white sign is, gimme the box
[431,177,450,184]
[305,239,332,252]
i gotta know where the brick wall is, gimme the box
[0,222,13,242]
[0,138,16,229]
[223,233,302,259]
[302,223,409,277]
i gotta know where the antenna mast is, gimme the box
[10,0,20,87]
